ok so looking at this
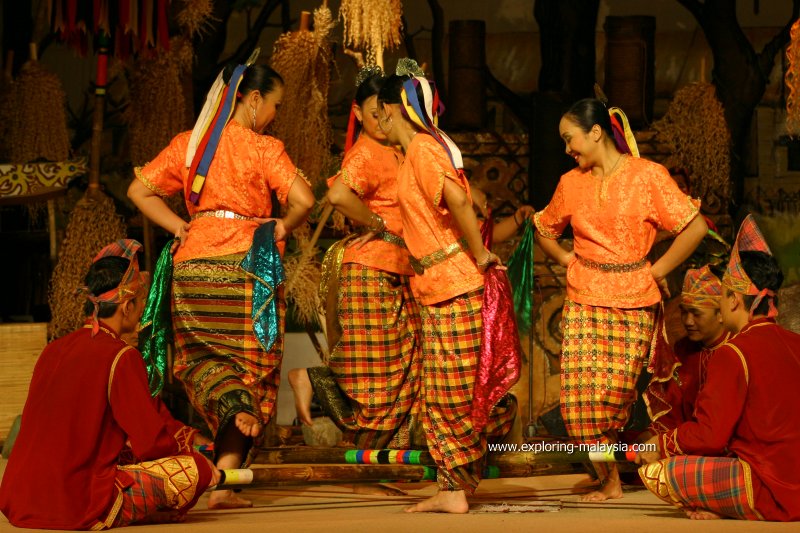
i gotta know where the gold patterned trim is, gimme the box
[433,171,450,207]
[408,238,467,275]
[669,197,701,235]
[134,166,170,198]
[296,168,312,187]
[376,231,406,249]
[533,210,561,239]
[738,459,766,520]
[91,486,124,530]
[725,344,750,386]
[577,254,647,273]
[108,346,134,403]
[339,168,365,198]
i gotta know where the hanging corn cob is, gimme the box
[270,4,334,188]
[339,0,403,69]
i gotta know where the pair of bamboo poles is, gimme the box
[210,445,639,488]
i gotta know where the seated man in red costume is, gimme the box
[0,240,219,529]
[643,265,730,432]
[638,215,800,521]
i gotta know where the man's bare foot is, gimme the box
[208,490,253,509]
[685,509,723,520]
[288,368,314,426]
[234,412,262,438]
[580,478,624,502]
[405,490,469,513]
[351,483,407,496]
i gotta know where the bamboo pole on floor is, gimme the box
[255,446,638,468]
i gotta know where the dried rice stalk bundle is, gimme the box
[283,225,322,327]
[9,61,70,163]
[270,5,334,188]
[339,0,403,67]
[786,18,800,137]
[176,0,217,38]
[653,82,730,209]
[127,37,192,166]
[48,193,126,339]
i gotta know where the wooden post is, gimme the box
[88,34,110,200]
[299,11,311,31]
[47,199,57,263]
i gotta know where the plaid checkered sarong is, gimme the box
[560,300,655,444]
[639,456,764,520]
[103,456,205,528]
[420,288,516,493]
[172,254,284,448]
[326,263,423,446]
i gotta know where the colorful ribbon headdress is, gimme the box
[395,58,464,173]
[77,239,148,336]
[681,265,722,309]
[185,48,261,204]
[722,214,778,318]
[594,83,639,157]
[344,65,384,153]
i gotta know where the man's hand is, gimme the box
[204,456,222,487]
[635,435,662,465]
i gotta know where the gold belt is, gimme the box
[408,238,467,275]
[191,209,254,221]
[376,231,406,249]
[576,254,647,273]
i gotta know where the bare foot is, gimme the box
[580,478,624,502]
[352,483,407,496]
[208,490,254,509]
[288,368,314,426]
[405,490,469,513]
[234,412,262,438]
[685,509,723,520]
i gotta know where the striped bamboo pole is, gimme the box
[253,446,639,468]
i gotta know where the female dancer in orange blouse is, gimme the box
[128,61,314,508]
[376,62,516,513]
[534,98,707,501]
[288,69,423,453]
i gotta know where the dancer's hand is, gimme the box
[253,217,289,241]
[651,266,671,299]
[477,249,504,272]
[350,230,379,250]
[170,222,191,254]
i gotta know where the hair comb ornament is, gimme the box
[396,58,425,77]
[355,64,383,87]
[245,47,261,67]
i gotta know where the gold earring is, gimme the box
[251,107,257,129]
